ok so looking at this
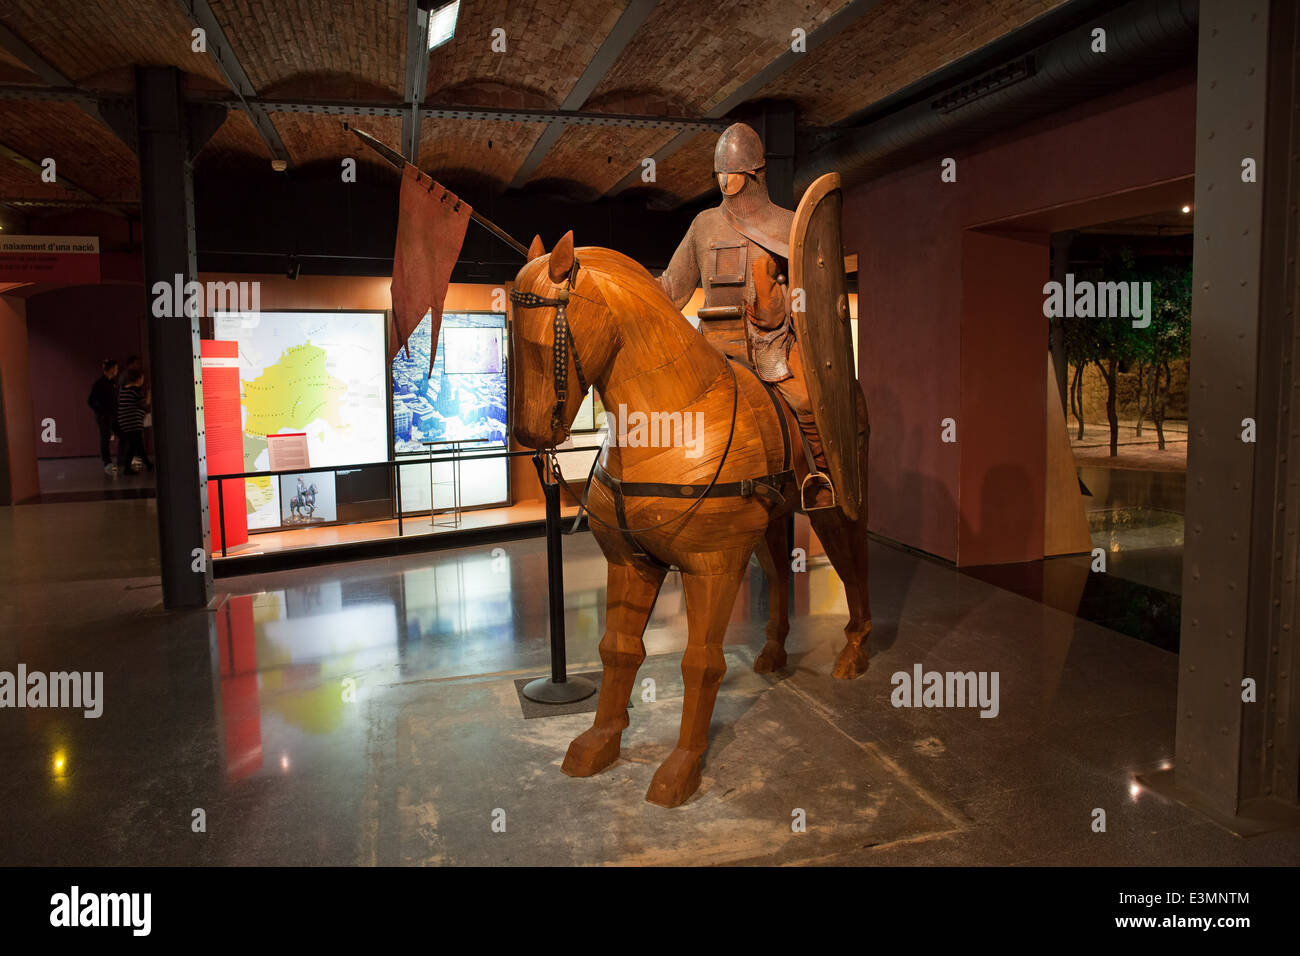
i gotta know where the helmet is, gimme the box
[713,122,766,175]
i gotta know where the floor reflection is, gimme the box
[962,464,1185,650]
[214,534,850,783]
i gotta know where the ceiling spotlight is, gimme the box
[428,0,460,51]
[271,159,288,173]
[1180,204,1191,214]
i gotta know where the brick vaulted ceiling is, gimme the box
[0,0,1072,210]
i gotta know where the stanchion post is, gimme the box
[217,477,227,558]
[395,462,404,536]
[522,452,596,705]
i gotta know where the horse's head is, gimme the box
[509,230,611,449]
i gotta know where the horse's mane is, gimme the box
[573,247,698,335]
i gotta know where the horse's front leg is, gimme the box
[562,557,666,777]
[646,564,747,807]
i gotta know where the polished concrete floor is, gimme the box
[2,495,1297,865]
[38,454,156,501]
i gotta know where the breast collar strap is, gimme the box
[509,258,588,433]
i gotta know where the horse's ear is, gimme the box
[548,230,574,283]
[527,234,546,261]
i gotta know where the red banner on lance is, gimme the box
[389,165,471,374]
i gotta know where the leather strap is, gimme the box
[594,461,793,505]
[757,377,791,474]
[510,258,587,433]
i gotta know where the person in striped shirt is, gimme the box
[115,370,153,474]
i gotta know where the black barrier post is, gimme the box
[521,453,597,705]
[395,463,403,536]
[217,477,227,558]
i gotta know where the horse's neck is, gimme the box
[583,285,727,475]
[596,297,725,412]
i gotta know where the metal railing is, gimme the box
[208,443,603,557]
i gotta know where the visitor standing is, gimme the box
[116,369,153,474]
[119,354,143,388]
[87,359,120,475]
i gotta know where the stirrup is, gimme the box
[800,472,837,511]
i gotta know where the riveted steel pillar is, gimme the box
[1169,0,1300,823]
[758,100,797,209]
[135,66,212,609]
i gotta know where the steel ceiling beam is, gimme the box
[0,85,741,131]
[0,22,135,149]
[260,97,730,130]
[508,0,659,189]
[603,0,882,197]
[401,0,432,163]
[0,21,74,87]
[0,141,103,203]
[174,0,291,166]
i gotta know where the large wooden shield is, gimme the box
[789,172,861,520]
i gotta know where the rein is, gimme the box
[512,258,794,566]
[509,258,746,542]
[552,359,740,539]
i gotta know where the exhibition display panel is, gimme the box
[213,310,389,531]
[392,310,509,514]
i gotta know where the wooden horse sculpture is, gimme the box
[510,230,872,808]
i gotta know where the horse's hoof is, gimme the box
[645,748,703,808]
[832,642,870,680]
[753,640,788,674]
[562,726,622,777]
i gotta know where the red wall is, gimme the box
[0,296,39,503]
[25,284,147,459]
[845,68,1196,563]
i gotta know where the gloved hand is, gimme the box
[746,252,787,331]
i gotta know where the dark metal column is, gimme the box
[135,66,212,609]
[758,100,797,209]
[1152,0,1300,829]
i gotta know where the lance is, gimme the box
[349,126,529,259]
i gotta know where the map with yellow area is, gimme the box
[242,343,347,438]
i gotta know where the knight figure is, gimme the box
[657,121,842,508]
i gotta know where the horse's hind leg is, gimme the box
[752,516,791,673]
[646,566,746,807]
[810,506,872,678]
[562,558,666,777]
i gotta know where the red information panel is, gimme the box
[0,234,100,284]
[201,340,248,549]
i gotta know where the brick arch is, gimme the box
[428,79,555,111]
[522,176,601,204]
[260,73,404,103]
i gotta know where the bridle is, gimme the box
[509,257,588,435]
[508,256,746,548]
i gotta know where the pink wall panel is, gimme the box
[25,284,147,459]
[0,295,39,503]
[844,69,1196,563]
